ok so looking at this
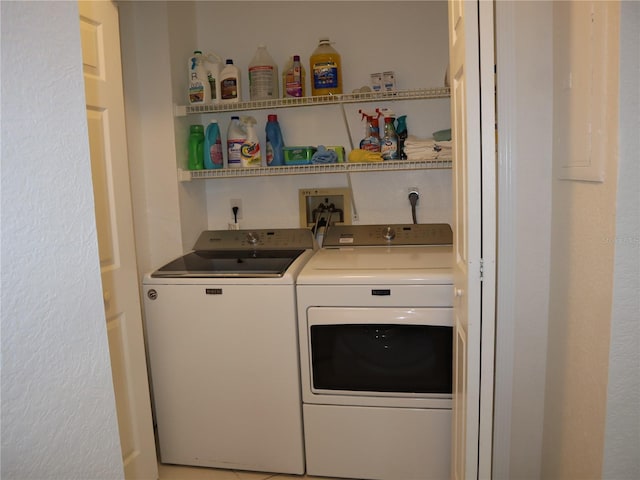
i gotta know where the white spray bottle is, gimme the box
[240,116,261,167]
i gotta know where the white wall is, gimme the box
[602,2,640,478]
[195,1,452,231]
[0,2,123,479]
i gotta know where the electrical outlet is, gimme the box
[230,198,242,220]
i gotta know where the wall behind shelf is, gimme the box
[191,1,452,230]
[120,0,451,271]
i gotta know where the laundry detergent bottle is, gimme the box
[187,124,205,170]
[204,120,223,169]
[265,114,285,166]
[310,37,342,96]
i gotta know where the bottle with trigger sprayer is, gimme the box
[358,109,381,152]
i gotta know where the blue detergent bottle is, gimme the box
[265,114,285,166]
[204,120,223,169]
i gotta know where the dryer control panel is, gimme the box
[322,224,453,247]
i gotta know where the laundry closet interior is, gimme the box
[118,1,454,479]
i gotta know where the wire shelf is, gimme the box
[179,157,452,181]
[177,87,451,116]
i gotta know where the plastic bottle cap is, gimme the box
[209,119,218,124]
[226,59,233,64]
[194,50,202,55]
[268,114,278,122]
[190,124,204,133]
[231,116,239,120]
[293,55,300,61]
[319,37,330,43]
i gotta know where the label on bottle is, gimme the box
[209,141,223,167]
[266,141,274,165]
[207,73,216,100]
[221,78,238,100]
[312,61,339,90]
[249,65,275,99]
[240,141,261,167]
[227,139,243,167]
[360,137,381,152]
[189,75,205,104]
[381,138,398,160]
[285,65,303,97]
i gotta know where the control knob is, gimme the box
[382,226,396,241]
[246,232,259,245]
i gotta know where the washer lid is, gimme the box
[151,249,306,278]
[297,245,453,285]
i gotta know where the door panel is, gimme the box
[79,2,158,478]
[448,0,494,478]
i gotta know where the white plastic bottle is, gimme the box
[220,59,241,103]
[227,116,245,168]
[202,52,223,104]
[248,45,278,101]
[188,51,211,105]
[240,116,261,167]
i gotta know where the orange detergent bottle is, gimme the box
[309,37,342,96]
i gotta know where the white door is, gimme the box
[79,2,158,479]
[448,0,496,478]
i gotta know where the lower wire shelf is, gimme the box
[178,157,452,181]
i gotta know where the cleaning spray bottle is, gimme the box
[396,115,408,159]
[358,109,381,152]
[240,116,261,167]
[377,108,398,160]
[188,51,211,105]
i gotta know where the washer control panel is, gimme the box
[193,228,316,251]
[322,224,453,247]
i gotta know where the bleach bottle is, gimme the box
[240,116,261,167]
[265,114,285,166]
[227,116,245,168]
[204,120,223,169]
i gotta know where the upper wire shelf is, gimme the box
[175,87,451,116]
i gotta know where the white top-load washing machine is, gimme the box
[143,229,315,475]
[296,224,454,480]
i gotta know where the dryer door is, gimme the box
[304,307,452,405]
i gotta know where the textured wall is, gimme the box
[602,2,640,478]
[542,2,621,478]
[0,2,124,479]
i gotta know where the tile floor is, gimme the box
[157,462,349,480]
